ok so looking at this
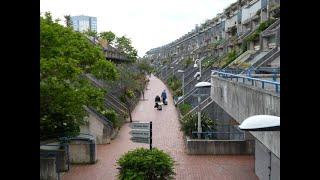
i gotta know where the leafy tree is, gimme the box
[178,103,193,116]
[64,15,72,28]
[115,35,138,61]
[117,64,138,122]
[99,31,116,45]
[181,113,216,137]
[40,12,118,140]
[83,29,98,37]
[117,148,175,180]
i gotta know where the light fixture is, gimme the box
[194,72,201,78]
[239,115,280,131]
[195,81,211,88]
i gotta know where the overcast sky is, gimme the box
[40,0,237,57]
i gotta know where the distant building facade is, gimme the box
[71,15,97,32]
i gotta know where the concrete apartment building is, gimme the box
[71,15,97,32]
[145,0,280,179]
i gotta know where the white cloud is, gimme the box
[40,0,237,57]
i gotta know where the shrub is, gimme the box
[101,109,121,128]
[117,148,175,180]
[182,58,193,68]
[178,103,193,116]
[180,112,216,136]
[167,76,182,95]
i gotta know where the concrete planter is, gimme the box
[185,136,254,155]
[69,138,97,164]
[40,142,69,172]
[40,157,58,180]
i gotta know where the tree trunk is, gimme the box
[125,97,133,122]
[128,107,132,123]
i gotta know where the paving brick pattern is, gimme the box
[62,74,258,180]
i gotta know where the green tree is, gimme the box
[115,35,138,61]
[117,148,175,180]
[64,15,72,28]
[40,12,118,140]
[83,29,98,37]
[99,31,116,45]
[181,113,216,136]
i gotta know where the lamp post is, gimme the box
[177,70,185,103]
[195,81,211,138]
[193,59,202,78]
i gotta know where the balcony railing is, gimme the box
[212,70,280,93]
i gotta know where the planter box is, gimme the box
[185,136,254,155]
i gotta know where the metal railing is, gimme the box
[182,96,212,118]
[212,70,280,93]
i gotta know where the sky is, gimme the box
[40,0,237,57]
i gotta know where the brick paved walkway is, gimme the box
[62,74,258,180]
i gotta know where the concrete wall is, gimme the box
[242,0,262,22]
[40,157,58,180]
[210,75,280,158]
[225,14,238,31]
[40,149,68,172]
[255,140,280,180]
[69,139,97,164]
[80,113,112,144]
[269,56,280,67]
[186,137,254,155]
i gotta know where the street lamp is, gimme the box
[239,115,280,131]
[195,81,211,138]
[193,57,205,80]
[177,70,185,103]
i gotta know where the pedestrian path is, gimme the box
[62,74,258,180]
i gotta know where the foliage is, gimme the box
[82,29,98,37]
[99,31,116,45]
[162,59,168,65]
[40,12,118,140]
[116,63,149,122]
[182,58,193,69]
[117,148,175,180]
[64,15,72,28]
[180,113,216,136]
[244,18,276,43]
[137,59,153,74]
[100,109,122,128]
[178,103,193,116]
[221,50,240,68]
[115,35,138,62]
[211,38,225,48]
[167,76,182,97]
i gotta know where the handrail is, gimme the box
[106,94,127,111]
[263,19,280,33]
[251,47,278,68]
[256,50,280,68]
[182,96,212,118]
[212,70,280,93]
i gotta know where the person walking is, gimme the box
[161,90,167,105]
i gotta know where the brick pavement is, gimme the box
[61,74,258,180]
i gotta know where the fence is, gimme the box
[212,70,280,93]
